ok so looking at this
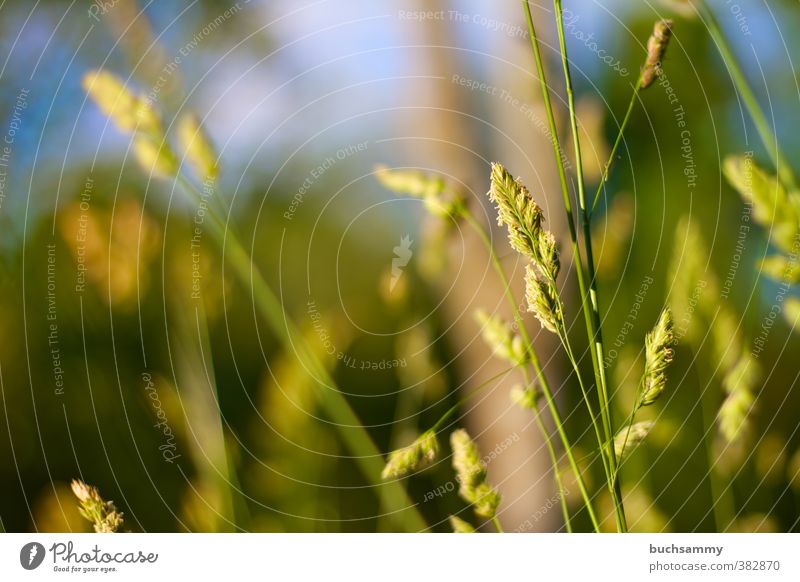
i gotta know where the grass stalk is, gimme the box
[551,0,625,532]
[464,210,600,531]
[591,77,644,215]
[520,365,573,532]
[522,0,625,530]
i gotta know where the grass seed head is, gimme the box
[475,309,528,366]
[510,384,540,411]
[82,70,161,135]
[381,430,439,479]
[177,113,219,181]
[524,265,560,333]
[489,163,543,259]
[614,421,654,460]
[71,479,124,533]
[450,429,501,519]
[449,515,477,533]
[641,19,673,89]
[375,165,464,220]
[641,307,675,406]
[133,136,179,178]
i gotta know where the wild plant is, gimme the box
[80,68,426,531]
[377,4,678,533]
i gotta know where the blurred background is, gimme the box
[1,0,799,533]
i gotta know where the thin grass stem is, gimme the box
[590,77,644,215]
[464,210,600,531]
[522,0,625,530]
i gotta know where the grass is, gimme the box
[71,1,800,534]
[374,4,680,533]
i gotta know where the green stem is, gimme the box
[522,0,624,530]
[465,211,600,532]
[521,365,573,532]
[555,313,611,484]
[615,371,647,478]
[174,175,426,532]
[693,0,796,190]
[591,77,644,215]
[492,516,505,533]
[552,0,626,531]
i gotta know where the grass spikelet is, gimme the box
[510,384,540,410]
[760,255,800,285]
[374,165,464,219]
[524,265,560,333]
[177,113,219,181]
[475,309,528,366]
[82,70,160,135]
[71,479,124,533]
[641,20,673,89]
[470,482,502,519]
[133,135,178,178]
[450,429,501,519]
[449,515,477,533]
[718,355,759,443]
[719,390,755,443]
[723,155,800,253]
[381,430,438,479]
[614,421,654,460]
[784,297,800,328]
[640,308,675,406]
[488,163,544,260]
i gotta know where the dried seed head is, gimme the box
[375,165,464,220]
[614,421,654,460]
[450,429,501,519]
[510,384,540,411]
[524,265,560,333]
[475,310,528,366]
[641,20,673,89]
[640,308,675,406]
[177,113,219,181]
[381,430,439,479]
[82,70,160,135]
[449,515,477,533]
[133,136,178,178]
[71,479,124,533]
